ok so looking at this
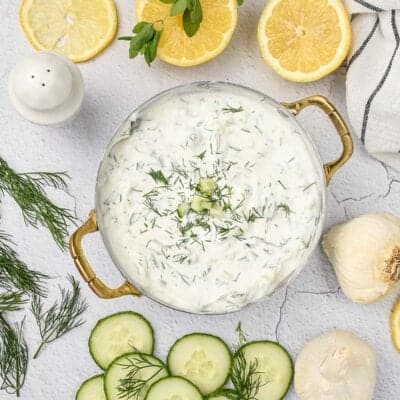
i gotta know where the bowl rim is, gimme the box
[94,81,327,315]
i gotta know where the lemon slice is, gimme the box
[257,0,351,82]
[136,0,238,67]
[20,0,118,63]
[391,298,400,352]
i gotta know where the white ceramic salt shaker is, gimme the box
[9,52,84,126]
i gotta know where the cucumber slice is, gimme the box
[89,311,154,370]
[167,333,232,395]
[145,376,203,400]
[105,352,168,400]
[76,375,106,400]
[207,389,237,400]
[235,341,293,400]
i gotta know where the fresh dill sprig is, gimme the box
[0,232,48,296]
[225,323,263,400]
[231,347,263,400]
[0,292,27,313]
[147,169,169,186]
[0,316,28,397]
[117,353,166,399]
[0,157,76,249]
[235,322,248,345]
[222,105,244,113]
[31,275,87,359]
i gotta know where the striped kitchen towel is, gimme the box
[344,0,400,171]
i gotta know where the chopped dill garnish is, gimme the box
[171,163,189,179]
[243,207,264,223]
[179,221,195,236]
[194,150,206,160]
[147,169,169,186]
[173,254,189,264]
[276,203,292,217]
[222,105,244,113]
[228,145,242,152]
[277,180,287,190]
[303,182,316,192]
[143,198,162,216]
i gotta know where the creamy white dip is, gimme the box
[97,83,324,313]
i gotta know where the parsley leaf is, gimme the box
[121,0,204,63]
[183,0,203,37]
[119,22,163,65]
[171,0,188,16]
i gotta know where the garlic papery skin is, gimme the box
[322,213,400,304]
[295,330,376,400]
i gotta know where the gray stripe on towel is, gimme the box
[348,16,380,69]
[361,10,400,144]
[353,0,384,12]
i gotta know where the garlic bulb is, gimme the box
[295,330,376,400]
[322,212,400,304]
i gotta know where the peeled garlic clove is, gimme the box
[322,212,400,304]
[295,330,376,400]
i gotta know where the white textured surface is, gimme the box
[0,0,399,399]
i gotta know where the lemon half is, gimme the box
[20,0,118,63]
[257,0,351,82]
[136,0,238,67]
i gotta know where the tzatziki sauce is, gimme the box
[97,83,324,313]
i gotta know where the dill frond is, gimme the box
[231,347,263,400]
[31,275,87,359]
[0,232,47,296]
[0,292,27,313]
[0,158,76,249]
[235,322,248,345]
[117,353,166,400]
[0,316,28,397]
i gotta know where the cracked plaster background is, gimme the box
[1,0,400,398]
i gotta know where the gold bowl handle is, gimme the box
[69,210,141,299]
[282,95,353,184]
